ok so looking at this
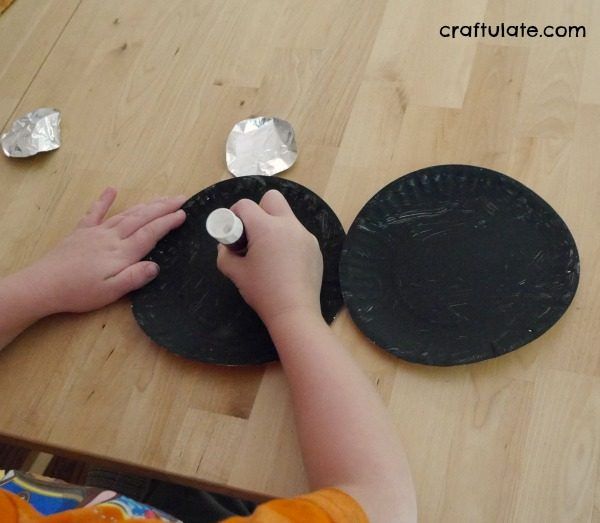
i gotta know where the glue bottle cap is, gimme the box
[206,208,244,245]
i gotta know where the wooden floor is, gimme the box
[1,1,599,521]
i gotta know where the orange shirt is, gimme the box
[0,487,368,522]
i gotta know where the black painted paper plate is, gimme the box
[339,165,579,366]
[132,176,345,365]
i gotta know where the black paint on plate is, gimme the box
[339,165,579,366]
[132,176,345,365]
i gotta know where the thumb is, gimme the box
[216,244,242,282]
[109,261,160,298]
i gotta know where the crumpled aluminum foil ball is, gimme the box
[1,108,61,158]
[225,116,297,177]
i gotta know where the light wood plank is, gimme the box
[366,0,487,108]
[228,365,307,497]
[580,0,600,104]
[0,0,81,126]
[512,369,600,522]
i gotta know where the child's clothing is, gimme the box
[0,469,368,522]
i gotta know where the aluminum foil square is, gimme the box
[225,117,297,177]
[1,108,61,158]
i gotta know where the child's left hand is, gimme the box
[21,187,187,315]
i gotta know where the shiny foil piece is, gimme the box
[226,116,297,177]
[1,108,61,158]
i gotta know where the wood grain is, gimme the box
[0,1,598,520]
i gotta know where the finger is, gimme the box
[104,196,185,229]
[116,195,187,238]
[120,196,168,214]
[103,201,148,229]
[259,190,293,217]
[229,198,267,233]
[126,209,187,256]
[78,187,117,228]
[106,261,160,298]
[103,202,147,229]
[148,196,170,204]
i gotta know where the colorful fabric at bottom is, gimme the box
[0,490,164,522]
[0,470,368,522]
[0,470,179,521]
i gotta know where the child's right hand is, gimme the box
[216,190,324,326]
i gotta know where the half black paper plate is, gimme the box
[132,176,345,365]
[339,165,579,366]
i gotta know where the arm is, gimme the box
[0,269,51,348]
[217,190,417,523]
[0,187,187,351]
[267,311,416,522]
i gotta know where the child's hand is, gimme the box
[23,187,187,315]
[216,190,323,325]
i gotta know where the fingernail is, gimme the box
[147,263,160,277]
[177,209,186,217]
